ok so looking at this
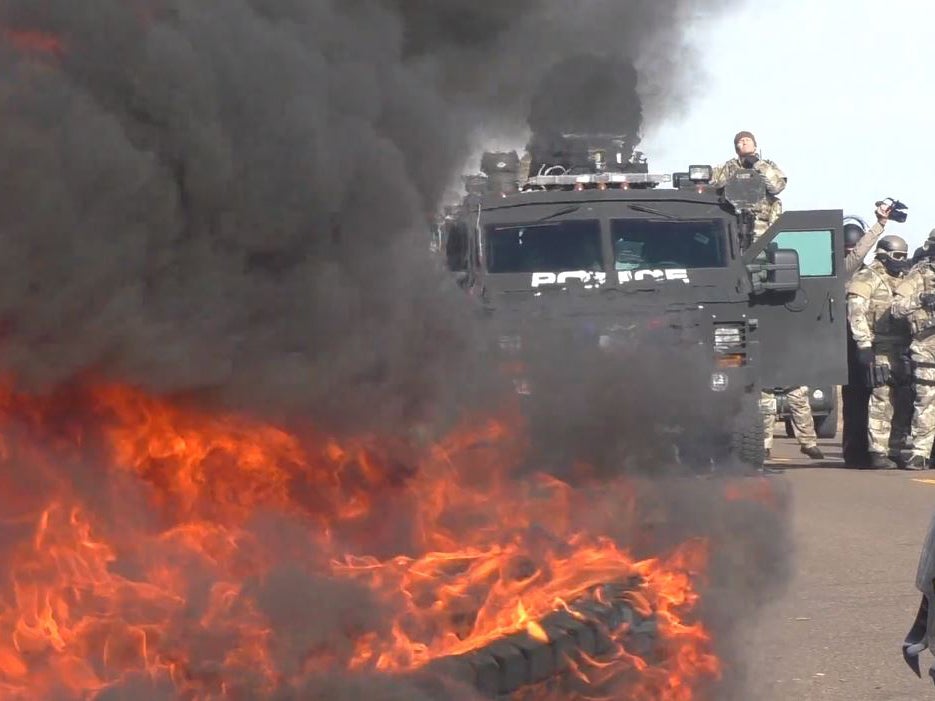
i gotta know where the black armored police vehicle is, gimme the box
[443,135,847,470]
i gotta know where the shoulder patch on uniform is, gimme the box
[847,270,875,298]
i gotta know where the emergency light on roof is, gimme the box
[525,172,671,189]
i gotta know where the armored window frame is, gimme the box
[609,218,728,270]
[772,229,834,276]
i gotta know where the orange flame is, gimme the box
[0,381,721,699]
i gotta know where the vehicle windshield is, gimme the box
[485,219,602,273]
[611,218,727,270]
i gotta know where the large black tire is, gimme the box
[731,395,765,470]
[814,391,838,439]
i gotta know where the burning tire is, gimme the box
[413,581,660,699]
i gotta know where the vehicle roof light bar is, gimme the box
[525,172,672,188]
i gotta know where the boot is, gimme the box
[868,453,898,470]
[905,454,928,471]
[801,445,825,460]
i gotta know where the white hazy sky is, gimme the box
[644,0,935,250]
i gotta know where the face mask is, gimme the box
[882,256,911,276]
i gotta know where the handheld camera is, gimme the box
[877,197,909,223]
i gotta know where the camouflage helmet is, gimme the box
[843,215,868,252]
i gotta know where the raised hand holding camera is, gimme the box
[875,197,908,223]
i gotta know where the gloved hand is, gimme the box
[892,352,914,385]
[856,346,875,367]
[921,292,935,311]
[741,154,760,168]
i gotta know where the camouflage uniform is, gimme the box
[846,259,912,458]
[760,386,818,452]
[892,262,935,462]
[710,157,787,240]
[845,220,886,275]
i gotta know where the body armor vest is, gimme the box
[909,263,935,337]
[867,264,909,341]
[850,261,910,343]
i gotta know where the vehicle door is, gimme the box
[743,210,847,389]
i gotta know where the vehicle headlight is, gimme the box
[714,325,743,351]
[812,389,824,401]
[710,371,729,392]
[688,164,713,182]
[498,335,522,354]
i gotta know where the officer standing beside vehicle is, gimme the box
[892,234,935,470]
[847,235,912,468]
[710,130,786,242]
[842,203,894,466]
[846,202,892,274]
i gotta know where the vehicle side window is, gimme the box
[772,230,833,276]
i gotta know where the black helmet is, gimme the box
[843,215,868,252]
[876,234,910,275]
[923,228,935,251]
[876,234,909,257]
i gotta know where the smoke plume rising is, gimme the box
[0,0,736,429]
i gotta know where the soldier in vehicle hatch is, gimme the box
[709,130,786,242]
[715,131,819,461]
[847,235,913,469]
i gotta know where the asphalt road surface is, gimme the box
[738,432,935,700]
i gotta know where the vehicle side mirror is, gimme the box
[766,248,801,292]
[748,247,800,294]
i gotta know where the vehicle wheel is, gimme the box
[731,396,765,470]
[814,396,838,439]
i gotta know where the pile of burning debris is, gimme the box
[416,579,661,698]
[0,380,734,700]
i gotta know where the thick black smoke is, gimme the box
[0,2,793,700]
[526,55,643,170]
[0,0,736,431]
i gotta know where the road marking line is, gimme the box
[911,478,935,485]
